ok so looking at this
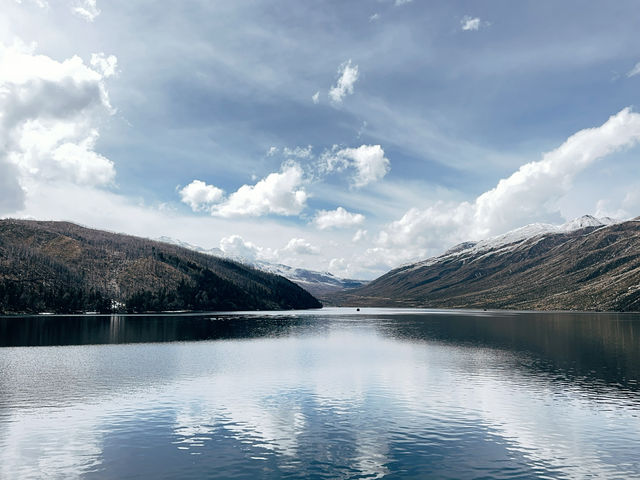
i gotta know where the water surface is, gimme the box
[1,308,639,479]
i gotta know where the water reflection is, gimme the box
[0,313,313,347]
[0,309,639,479]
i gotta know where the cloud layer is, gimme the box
[0,40,116,214]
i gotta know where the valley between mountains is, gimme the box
[1,215,639,313]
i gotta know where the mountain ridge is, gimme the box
[332,216,640,312]
[154,236,369,297]
[0,220,322,314]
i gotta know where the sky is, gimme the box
[1,0,640,279]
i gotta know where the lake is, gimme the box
[1,308,639,479]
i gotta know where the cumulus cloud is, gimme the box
[179,163,309,218]
[219,234,262,261]
[313,207,365,230]
[209,163,308,217]
[373,108,640,264]
[179,180,224,212]
[49,134,115,185]
[72,0,100,22]
[218,235,317,262]
[627,62,640,78]
[329,60,359,104]
[461,16,482,31]
[324,144,390,187]
[394,0,412,5]
[282,238,318,255]
[312,91,320,104]
[0,40,117,211]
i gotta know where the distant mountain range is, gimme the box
[155,236,368,297]
[333,216,640,312]
[0,220,321,314]
[3,215,638,314]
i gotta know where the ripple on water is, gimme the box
[1,311,640,479]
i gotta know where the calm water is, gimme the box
[1,308,639,479]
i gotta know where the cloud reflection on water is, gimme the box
[0,312,639,478]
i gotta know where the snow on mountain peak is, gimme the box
[402,214,621,273]
[560,215,605,231]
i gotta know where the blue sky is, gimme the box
[1,0,640,278]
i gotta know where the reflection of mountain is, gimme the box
[3,311,639,479]
[0,313,317,347]
[376,310,640,393]
[0,220,321,314]
[156,236,368,297]
[334,217,640,311]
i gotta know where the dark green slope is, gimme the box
[0,220,321,314]
[333,219,640,312]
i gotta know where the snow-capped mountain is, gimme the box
[409,215,620,270]
[154,237,367,297]
[333,216,640,311]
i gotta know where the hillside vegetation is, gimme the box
[333,218,640,312]
[0,220,321,314]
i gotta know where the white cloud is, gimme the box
[219,234,262,261]
[283,145,312,159]
[373,108,640,264]
[49,135,114,185]
[394,0,412,5]
[266,146,278,156]
[219,235,318,263]
[472,107,640,237]
[0,40,117,210]
[329,60,359,104]
[626,62,640,78]
[313,207,365,230]
[461,16,481,31]
[352,229,368,242]
[324,144,390,188]
[72,0,100,22]
[329,257,347,271]
[312,91,320,104]
[179,180,224,212]
[90,53,117,77]
[15,0,49,9]
[369,13,380,22]
[282,238,318,255]
[212,162,308,217]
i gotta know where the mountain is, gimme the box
[332,216,640,312]
[154,237,368,298]
[251,261,368,298]
[0,220,322,314]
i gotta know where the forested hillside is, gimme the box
[0,220,321,314]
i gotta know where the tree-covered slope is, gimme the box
[333,218,640,312]
[0,220,321,314]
